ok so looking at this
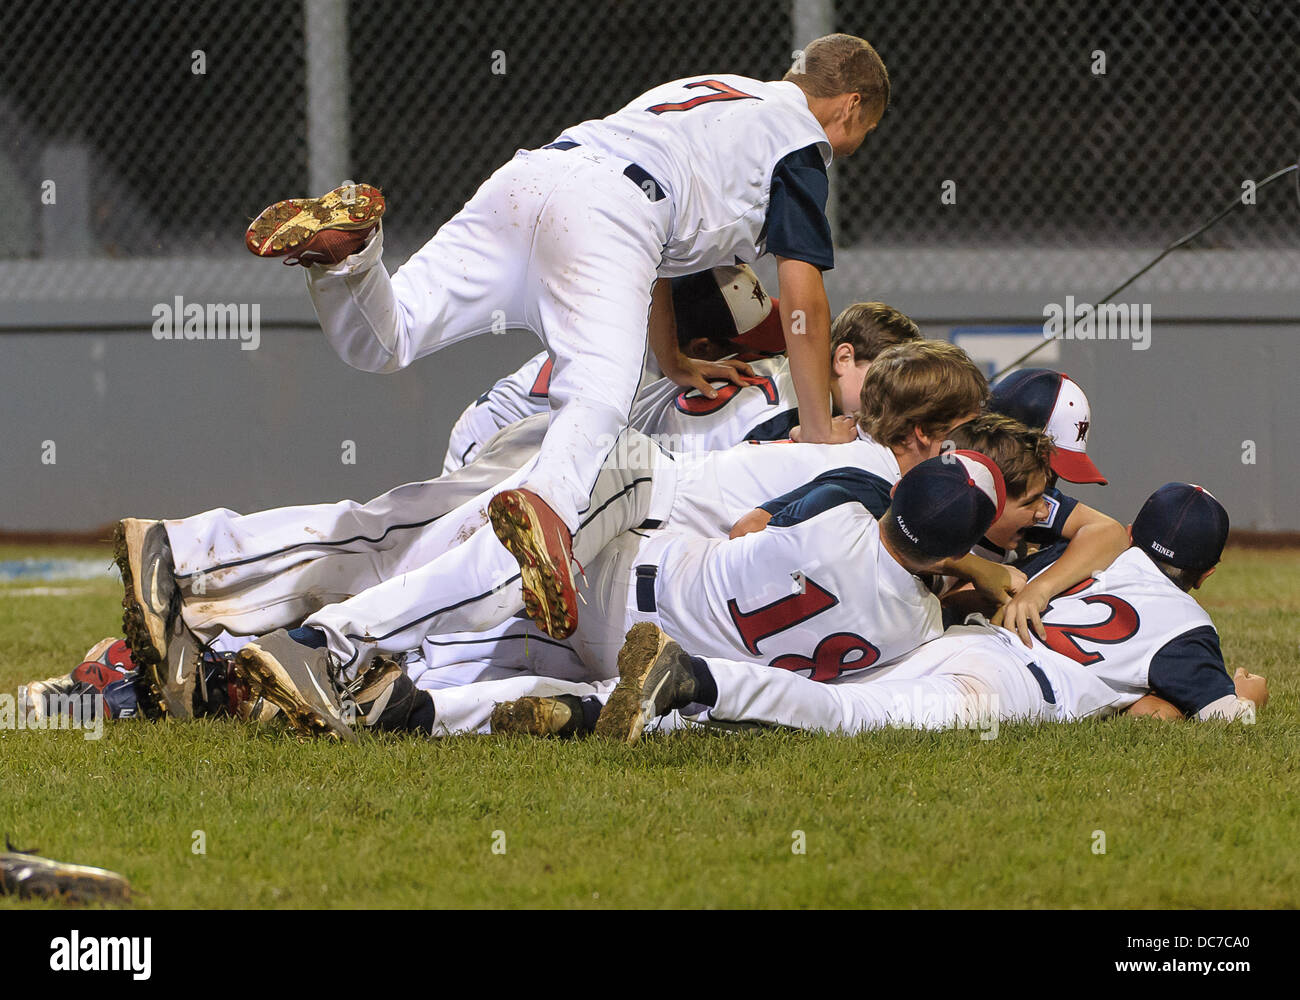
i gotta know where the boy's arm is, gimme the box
[1001,502,1129,646]
[940,553,1027,608]
[778,257,853,444]
[649,278,754,396]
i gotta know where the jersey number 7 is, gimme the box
[648,80,758,115]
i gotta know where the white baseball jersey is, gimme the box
[557,75,833,276]
[443,353,800,473]
[629,355,801,450]
[663,428,900,539]
[1026,547,1238,719]
[442,352,555,474]
[651,499,942,679]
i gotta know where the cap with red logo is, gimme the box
[671,264,785,357]
[988,368,1106,485]
[890,450,1007,560]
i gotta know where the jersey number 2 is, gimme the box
[1041,579,1141,666]
[648,80,758,115]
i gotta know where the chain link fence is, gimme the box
[1,0,1296,302]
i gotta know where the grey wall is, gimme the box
[4,314,1295,534]
[1,326,544,532]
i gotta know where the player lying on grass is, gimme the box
[940,413,1128,625]
[233,450,1005,740]
[246,34,891,652]
[492,482,1266,741]
[115,340,984,721]
[982,368,1130,645]
[443,265,920,471]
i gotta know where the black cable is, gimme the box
[993,161,1300,380]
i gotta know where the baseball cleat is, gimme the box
[490,695,585,737]
[593,623,698,744]
[113,518,200,719]
[233,630,357,743]
[488,488,579,640]
[245,182,385,266]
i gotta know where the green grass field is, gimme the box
[1,543,1297,909]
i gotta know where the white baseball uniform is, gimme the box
[302,431,902,679]
[1025,547,1244,720]
[559,479,940,679]
[306,75,832,532]
[442,352,801,472]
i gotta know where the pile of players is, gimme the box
[30,263,1267,741]
[29,33,1267,737]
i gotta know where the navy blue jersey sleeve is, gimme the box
[1146,625,1234,716]
[1023,487,1078,545]
[764,467,893,525]
[763,145,834,271]
[743,408,799,443]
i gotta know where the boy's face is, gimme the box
[984,472,1051,549]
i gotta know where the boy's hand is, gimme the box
[663,355,754,398]
[998,580,1052,646]
[1234,668,1269,709]
[729,508,773,539]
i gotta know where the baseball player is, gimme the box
[981,369,1131,644]
[506,482,1262,742]
[246,34,891,644]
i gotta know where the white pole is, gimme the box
[790,0,837,235]
[304,0,349,194]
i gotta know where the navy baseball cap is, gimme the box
[1131,482,1230,572]
[890,450,1007,560]
[989,368,1106,485]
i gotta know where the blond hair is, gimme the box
[831,302,921,362]
[785,34,890,120]
[859,341,988,448]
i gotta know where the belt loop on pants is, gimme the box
[635,564,659,613]
[540,141,665,202]
[1024,661,1057,705]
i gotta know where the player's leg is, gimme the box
[595,625,1056,742]
[301,440,659,679]
[430,675,613,737]
[158,412,551,643]
[488,157,669,639]
[300,151,585,374]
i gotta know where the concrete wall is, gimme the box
[2,249,1296,533]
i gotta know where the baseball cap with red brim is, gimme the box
[671,264,786,357]
[988,368,1107,485]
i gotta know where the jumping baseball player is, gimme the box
[245,34,891,644]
